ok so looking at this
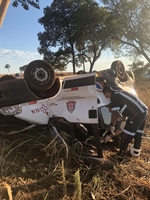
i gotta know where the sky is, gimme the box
[0,0,132,74]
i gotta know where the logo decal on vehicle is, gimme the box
[66,101,76,113]
[31,104,48,115]
[41,104,48,114]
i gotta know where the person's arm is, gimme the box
[110,110,117,127]
[104,111,119,143]
[122,115,126,122]
[120,115,126,130]
[109,129,122,138]
[109,110,117,134]
[109,115,126,138]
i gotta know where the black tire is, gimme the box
[76,70,87,74]
[111,60,127,81]
[0,75,16,83]
[31,77,60,99]
[24,60,55,91]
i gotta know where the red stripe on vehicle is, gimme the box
[29,101,37,105]
[71,87,78,91]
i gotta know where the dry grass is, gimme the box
[136,79,150,110]
[0,125,149,200]
[0,76,150,200]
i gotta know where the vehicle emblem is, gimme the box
[66,101,76,113]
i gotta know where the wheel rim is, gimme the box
[117,65,124,77]
[31,67,51,85]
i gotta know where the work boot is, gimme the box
[116,142,129,161]
[130,145,141,157]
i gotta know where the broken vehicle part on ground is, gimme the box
[0,60,138,160]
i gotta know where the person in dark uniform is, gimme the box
[102,86,148,158]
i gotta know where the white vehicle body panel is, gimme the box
[15,73,98,125]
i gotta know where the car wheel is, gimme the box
[111,60,127,81]
[76,70,87,74]
[24,60,55,91]
[31,77,61,99]
[0,75,16,83]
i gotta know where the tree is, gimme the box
[38,0,81,73]
[128,60,150,78]
[37,0,112,73]
[74,5,112,72]
[5,64,10,74]
[102,0,150,63]
[12,0,40,10]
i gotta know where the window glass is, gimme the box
[100,106,111,125]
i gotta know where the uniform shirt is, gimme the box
[111,90,148,120]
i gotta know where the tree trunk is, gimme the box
[71,43,76,74]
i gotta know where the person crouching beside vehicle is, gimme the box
[102,86,148,158]
[103,103,125,148]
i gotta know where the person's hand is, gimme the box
[120,121,126,130]
[110,126,115,134]
[104,135,112,143]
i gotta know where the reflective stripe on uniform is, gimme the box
[120,104,127,113]
[115,91,148,113]
[136,129,144,133]
[123,129,135,136]
[111,107,120,111]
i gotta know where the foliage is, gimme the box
[74,169,82,200]
[12,0,40,10]
[102,0,150,63]
[129,60,150,78]
[4,64,10,69]
[37,0,113,73]
[11,0,150,74]
[74,5,113,72]
[38,0,81,73]
[4,64,10,74]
